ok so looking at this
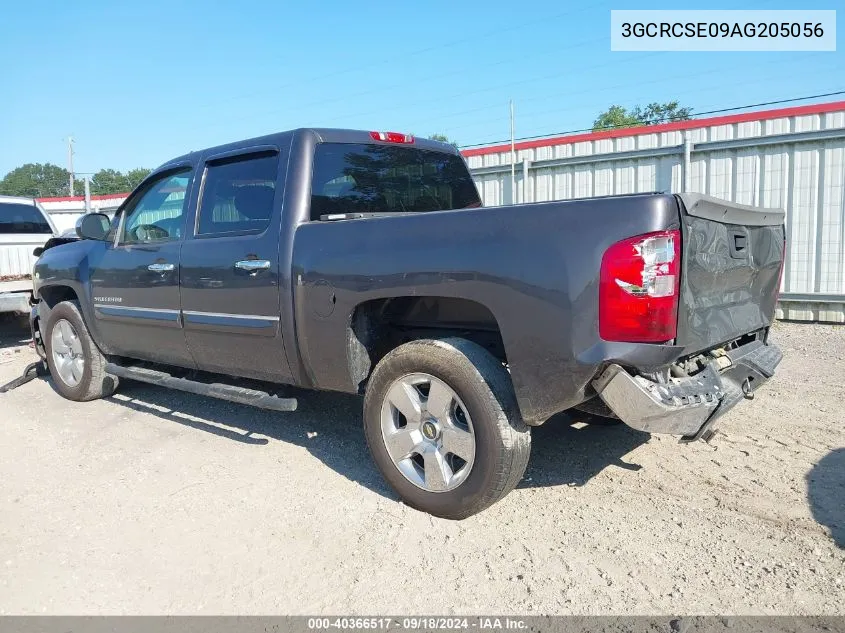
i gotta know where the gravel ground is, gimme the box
[0,317,843,615]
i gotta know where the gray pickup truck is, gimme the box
[29,128,784,518]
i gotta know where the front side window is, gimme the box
[196,152,279,236]
[309,143,481,221]
[0,202,52,234]
[120,170,191,245]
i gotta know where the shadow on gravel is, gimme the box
[520,412,649,488]
[0,315,31,351]
[107,380,396,498]
[11,310,651,501]
[807,448,845,549]
[97,381,650,497]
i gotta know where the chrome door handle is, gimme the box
[147,263,175,272]
[235,260,271,272]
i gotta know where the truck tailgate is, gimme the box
[675,193,785,353]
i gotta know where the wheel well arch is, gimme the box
[346,296,507,393]
[39,285,79,309]
[31,285,82,358]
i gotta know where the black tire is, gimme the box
[363,338,530,520]
[44,300,118,402]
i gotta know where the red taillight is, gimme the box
[369,131,414,144]
[599,230,681,343]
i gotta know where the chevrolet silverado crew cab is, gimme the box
[29,128,785,519]
[1,195,58,314]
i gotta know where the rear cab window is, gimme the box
[310,143,481,221]
[0,202,52,234]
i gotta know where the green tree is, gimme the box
[1,163,152,198]
[639,101,693,125]
[0,163,73,198]
[90,168,127,195]
[592,101,692,132]
[124,167,151,190]
[73,167,152,196]
[428,133,459,148]
[592,105,642,131]
[89,167,150,194]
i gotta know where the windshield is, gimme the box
[0,202,52,234]
[310,143,481,220]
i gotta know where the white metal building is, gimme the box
[464,100,845,322]
[37,193,127,234]
[30,102,845,322]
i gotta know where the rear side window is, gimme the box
[310,143,481,221]
[196,152,279,236]
[0,202,52,234]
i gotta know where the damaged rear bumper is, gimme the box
[593,341,782,441]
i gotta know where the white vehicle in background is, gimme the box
[0,195,58,315]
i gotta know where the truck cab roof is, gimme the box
[156,128,460,174]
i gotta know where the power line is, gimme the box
[312,50,661,130]
[444,52,833,141]
[430,50,823,132]
[187,1,613,115]
[199,28,808,142]
[459,90,845,148]
[405,51,825,138]
[186,0,779,129]
[187,0,788,141]
[193,34,614,136]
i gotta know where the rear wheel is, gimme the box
[44,300,118,401]
[363,338,530,519]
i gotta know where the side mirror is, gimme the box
[33,247,44,257]
[76,213,110,240]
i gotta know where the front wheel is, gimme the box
[44,300,118,402]
[363,338,531,520]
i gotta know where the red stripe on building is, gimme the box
[37,192,130,203]
[461,100,845,158]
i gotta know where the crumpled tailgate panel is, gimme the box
[675,194,785,353]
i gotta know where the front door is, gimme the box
[179,148,292,383]
[88,168,196,368]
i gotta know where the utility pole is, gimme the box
[84,176,92,213]
[683,132,692,193]
[509,100,516,205]
[67,136,75,196]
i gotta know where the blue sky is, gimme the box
[0,0,842,176]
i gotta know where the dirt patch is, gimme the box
[0,320,842,614]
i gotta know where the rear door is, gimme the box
[675,193,786,353]
[88,167,196,367]
[179,145,293,383]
